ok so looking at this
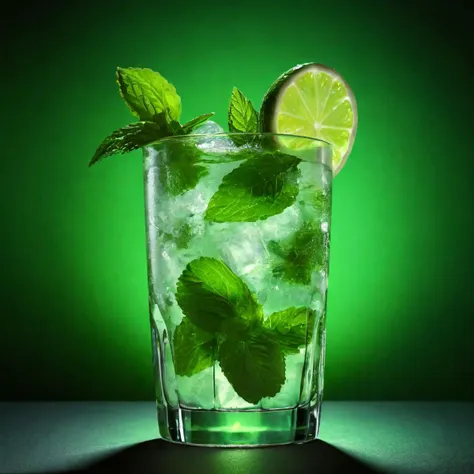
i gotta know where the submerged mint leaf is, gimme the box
[153,141,208,196]
[182,113,215,134]
[264,307,316,355]
[90,121,170,167]
[162,222,194,249]
[270,221,327,285]
[267,240,286,258]
[205,152,301,222]
[228,87,258,134]
[303,187,332,218]
[175,223,193,249]
[218,330,285,404]
[116,67,182,122]
[173,317,216,377]
[176,257,263,333]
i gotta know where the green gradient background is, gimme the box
[2,0,473,401]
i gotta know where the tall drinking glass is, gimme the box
[143,133,332,447]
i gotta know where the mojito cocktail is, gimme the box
[145,132,331,445]
[90,63,357,447]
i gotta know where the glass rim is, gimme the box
[154,132,332,147]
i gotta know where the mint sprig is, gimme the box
[90,67,214,168]
[205,151,301,222]
[91,68,301,224]
[174,257,315,403]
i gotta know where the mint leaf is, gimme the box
[228,87,258,134]
[264,307,316,355]
[270,221,326,285]
[182,113,215,134]
[267,240,286,258]
[116,67,182,122]
[175,223,193,249]
[205,152,301,222]
[303,188,332,217]
[90,121,169,167]
[176,257,263,333]
[155,141,208,196]
[162,222,193,249]
[218,331,285,404]
[173,317,216,377]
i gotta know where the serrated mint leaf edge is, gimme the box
[228,87,258,134]
[173,318,217,377]
[116,67,182,122]
[89,121,170,167]
[263,307,316,355]
[217,333,286,404]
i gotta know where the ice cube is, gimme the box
[216,222,271,294]
[177,367,216,410]
[262,353,305,409]
[263,279,317,316]
[259,204,303,242]
[193,121,237,153]
[192,120,225,135]
[155,190,209,232]
[150,237,190,315]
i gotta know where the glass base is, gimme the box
[157,404,322,447]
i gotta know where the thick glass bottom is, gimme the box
[156,404,322,447]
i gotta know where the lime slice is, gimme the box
[260,63,358,176]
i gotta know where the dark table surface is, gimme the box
[0,402,473,474]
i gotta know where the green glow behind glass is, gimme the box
[2,0,473,400]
